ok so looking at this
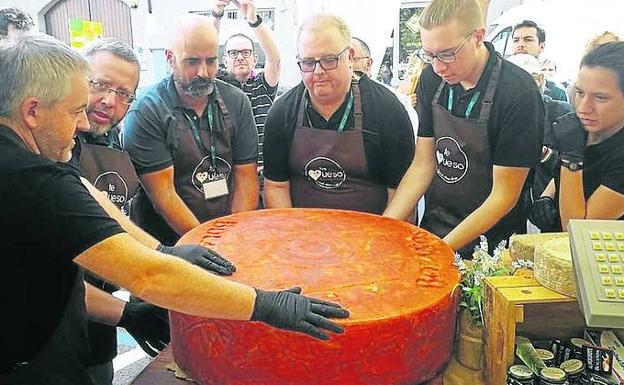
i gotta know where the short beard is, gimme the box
[173,72,215,98]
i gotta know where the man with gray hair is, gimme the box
[384,0,544,256]
[0,6,34,39]
[124,13,259,246]
[263,14,414,215]
[0,33,348,385]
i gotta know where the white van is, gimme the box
[486,0,624,84]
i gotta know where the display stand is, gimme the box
[482,274,586,385]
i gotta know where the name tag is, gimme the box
[203,178,229,200]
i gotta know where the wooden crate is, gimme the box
[482,274,586,385]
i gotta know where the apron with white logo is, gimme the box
[288,82,388,214]
[131,90,234,245]
[420,56,519,256]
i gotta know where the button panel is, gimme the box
[588,230,624,303]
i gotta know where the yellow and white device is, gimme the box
[568,219,624,329]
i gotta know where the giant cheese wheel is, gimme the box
[171,209,460,385]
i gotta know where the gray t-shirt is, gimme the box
[123,76,258,175]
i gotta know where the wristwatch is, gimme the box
[248,15,262,28]
[211,8,224,18]
[561,158,584,171]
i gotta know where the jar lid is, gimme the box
[570,338,590,348]
[508,364,534,379]
[560,358,585,375]
[536,348,555,361]
[539,367,567,382]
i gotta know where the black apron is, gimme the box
[78,140,140,366]
[131,90,235,245]
[288,82,388,214]
[421,55,522,257]
[0,270,93,385]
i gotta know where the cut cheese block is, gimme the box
[533,236,577,298]
[509,232,568,261]
[171,208,460,385]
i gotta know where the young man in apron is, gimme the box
[263,14,415,215]
[124,14,259,246]
[1,34,349,385]
[384,0,544,257]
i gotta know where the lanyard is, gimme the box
[305,91,353,133]
[447,88,481,119]
[183,104,217,171]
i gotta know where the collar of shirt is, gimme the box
[304,89,353,130]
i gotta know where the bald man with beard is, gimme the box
[123,14,259,246]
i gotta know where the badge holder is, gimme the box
[203,166,229,200]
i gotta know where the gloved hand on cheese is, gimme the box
[157,244,236,276]
[251,287,350,340]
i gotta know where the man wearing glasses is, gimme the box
[384,0,544,257]
[211,0,281,188]
[123,13,259,246]
[263,14,414,215]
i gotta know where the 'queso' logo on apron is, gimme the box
[94,171,129,206]
[192,156,232,192]
[304,157,346,189]
[435,136,468,184]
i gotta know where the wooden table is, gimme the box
[131,346,190,385]
[130,346,470,385]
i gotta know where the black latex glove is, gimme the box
[551,112,587,164]
[157,244,236,275]
[118,297,170,357]
[528,196,559,230]
[251,287,350,341]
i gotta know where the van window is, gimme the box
[489,26,513,58]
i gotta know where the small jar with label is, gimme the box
[539,367,569,385]
[536,349,556,367]
[560,359,586,385]
[508,364,535,385]
[569,338,590,360]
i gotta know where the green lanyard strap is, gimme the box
[184,103,217,171]
[447,87,481,119]
[337,91,353,133]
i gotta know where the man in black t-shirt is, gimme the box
[263,14,414,215]
[0,33,348,385]
[384,0,543,256]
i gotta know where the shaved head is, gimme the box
[168,13,218,55]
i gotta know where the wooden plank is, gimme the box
[485,275,540,288]
[499,286,576,303]
[131,346,188,385]
[483,279,517,385]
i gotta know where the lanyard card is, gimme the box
[203,177,229,200]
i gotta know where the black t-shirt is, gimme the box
[263,75,415,187]
[582,128,624,201]
[0,127,124,369]
[416,42,544,168]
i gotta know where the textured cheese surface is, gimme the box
[510,232,568,261]
[171,208,461,385]
[534,237,577,298]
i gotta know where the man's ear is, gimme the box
[21,97,42,130]
[474,27,487,45]
[539,42,546,54]
[165,49,175,67]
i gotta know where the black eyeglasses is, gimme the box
[88,79,136,105]
[226,49,253,59]
[417,32,474,64]
[297,47,349,73]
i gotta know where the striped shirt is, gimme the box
[241,72,278,168]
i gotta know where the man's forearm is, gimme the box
[253,22,281,86]
[231,164,259,212]
[85,282,125,326]
[76,234,256,321]
[81,177,160,249]
[264,179,292,208]
[558,167,586,230]
[383,163,434,220]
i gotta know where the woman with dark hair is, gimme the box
[553,41,624,229]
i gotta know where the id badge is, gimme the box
[203,177,229,200]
